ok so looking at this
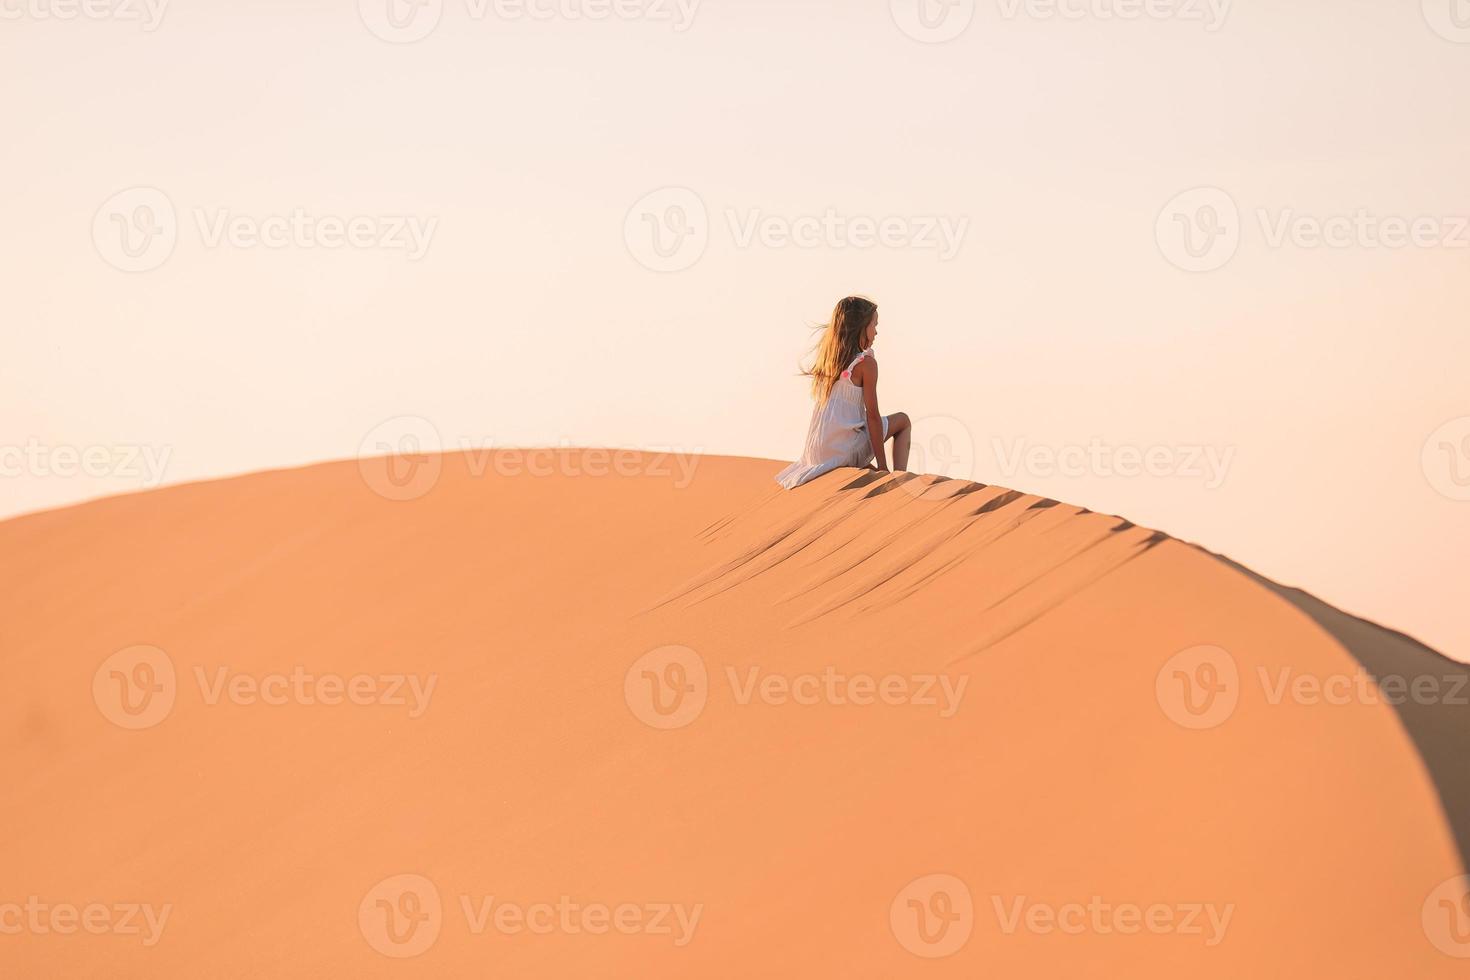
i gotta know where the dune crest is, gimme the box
[2,452,1465,977]
[658,469,1172,655]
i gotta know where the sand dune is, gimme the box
[2,452,1467,977]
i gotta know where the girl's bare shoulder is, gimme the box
[850,352,878,388]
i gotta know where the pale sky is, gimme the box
[3,0,1468,658]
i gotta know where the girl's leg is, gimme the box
[887,412,912,471]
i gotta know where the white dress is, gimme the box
[775,349,891,489]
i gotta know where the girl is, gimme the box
[776,296,911,489]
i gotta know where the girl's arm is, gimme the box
[856,357,888,472]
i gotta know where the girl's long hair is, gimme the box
[802,296,877,403]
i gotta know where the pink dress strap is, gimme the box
[840,349,872,381]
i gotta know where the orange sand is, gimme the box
[2,452,1466,976]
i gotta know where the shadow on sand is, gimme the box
[1215,555,1470,874]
